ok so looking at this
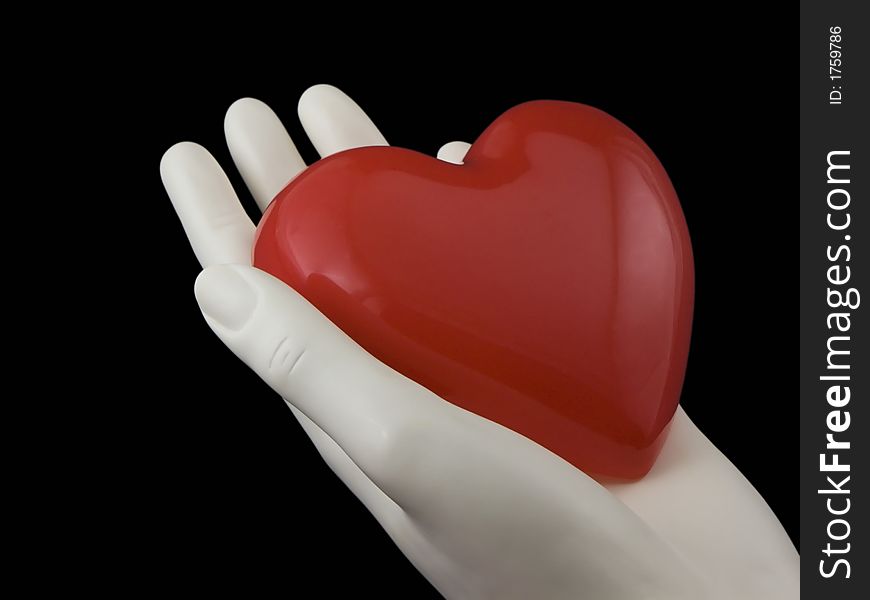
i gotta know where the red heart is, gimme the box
[253,101,693,480]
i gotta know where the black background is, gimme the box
[97,19,795,596]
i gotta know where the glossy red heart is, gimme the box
[253,101,693,480]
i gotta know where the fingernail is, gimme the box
[195,266,256,331]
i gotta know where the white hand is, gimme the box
[162,85,797,599]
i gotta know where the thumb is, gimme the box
[194,266,718,600]
[193,264,441,499]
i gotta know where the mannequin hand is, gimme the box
[162,85,797,599]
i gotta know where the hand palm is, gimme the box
[162,85,797,599]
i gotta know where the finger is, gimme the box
[298,84,388,157]
[436,141,471,164]
[193,264,446,501]
[161,142,254,267]
[224,98,307,212]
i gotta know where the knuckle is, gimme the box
[208,210,247,234]
[370,417,433,483]
[266,336,307,382]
